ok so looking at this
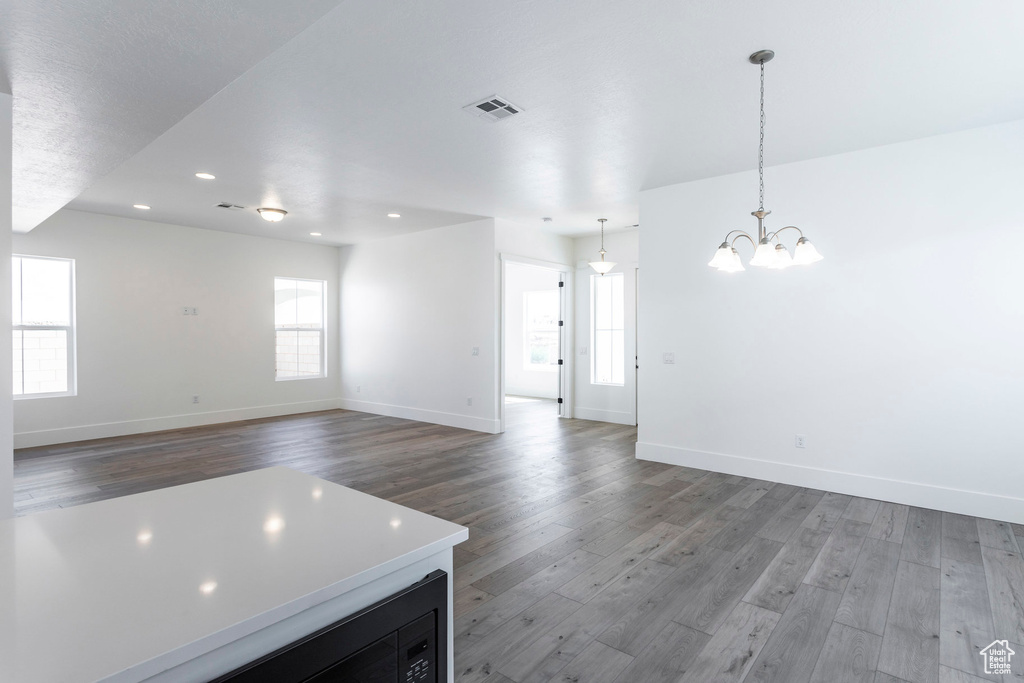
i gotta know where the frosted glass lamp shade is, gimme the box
[719,247,745,272]
[708,242,734,269]
[589,258,616,274]
[769,243,793,269]
[749,238,777,267]
[793,237,824,264]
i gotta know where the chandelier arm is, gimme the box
[766,225,804,243]
[730,232,757,249]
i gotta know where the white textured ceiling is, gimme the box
[9,0,1024,242]
[1,0,343,232]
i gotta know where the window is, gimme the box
[591,273,624,385]
[274,277,326,380]
[524,289,559,371]
[12,255,76,397]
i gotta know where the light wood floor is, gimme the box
[14,403,1024,683]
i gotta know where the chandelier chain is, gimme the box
[758,60,765,211]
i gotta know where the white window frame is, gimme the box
[590,272,625,386]
[274,276,327,382]
[13,254,77,399]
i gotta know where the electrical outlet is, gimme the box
[795,434,806,448]
[192,395,200,404]
[471,347,479,356]
[579,346,588,355]
[356,385,361,393]
[466,397,473,406]
[662,352,675,364]
[191,307,198,316]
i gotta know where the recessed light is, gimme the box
[199,581,217,595]
[257,208,287,222]
[309,232,322,236]
[133,204,151,210]
[195,172,216,180]
[387,213,401,218]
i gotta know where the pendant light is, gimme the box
[708,50,824,272]
[589,218,616,275]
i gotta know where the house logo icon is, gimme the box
[980,639,1015,675]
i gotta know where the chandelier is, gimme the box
[709,50,823,273]
[589,218,615,275]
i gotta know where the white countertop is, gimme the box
[0,466,468,683]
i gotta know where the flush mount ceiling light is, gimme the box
[309,232,322,236]
[257,207,287,222]
[387,213,401,218]
[708,50,824,273]
[195,172,216,180]
[589,218,616,275]
[132,204,150,210]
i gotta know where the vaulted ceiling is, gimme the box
[4,0,1024,243]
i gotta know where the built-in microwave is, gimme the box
[213,570,446,683]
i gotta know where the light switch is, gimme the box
[579,346,588,355]
[662,352,675,364]
[472,347,480,356]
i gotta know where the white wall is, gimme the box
[338,219,499,433]
[573,230,639,425]
[637,120,1024,523]
[504,263,560,399]
[12,210,340,447]
[0,90,12,516]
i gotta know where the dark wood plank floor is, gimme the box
[13,400,1024,682]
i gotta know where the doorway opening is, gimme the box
[499,256,573,433]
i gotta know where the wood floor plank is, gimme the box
[980,544,1024,648]
[809,622,882,683]
[744,527,830,613]
[455,593,583,683]
[556,522,683,603]
[942,513,984,566]
[937,665,996,682]
[673,536,783,635]
[876,561,940,683]
[612,622,710,683]
[835,538,902,636]
[804,519,871,593]
[844,498,883,525]
[744,583,842,683]
[455,585,494,618]
[470,517,620,596]
[596,544,734,656]
[456,550,601,646]
[868,503,910,545]
[801,492,853,533]
[498,560,675,683]
[707,497,786,553]
[976,519,1022,554]
[544,641,633,683]
[939,558,996,678]
[676,601,780,683]
[758,490,824,543]
[902,508,942,569]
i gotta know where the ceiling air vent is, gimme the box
[215,202,246,210]
[463,95,523,122]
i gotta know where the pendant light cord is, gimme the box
[758,60,765,212]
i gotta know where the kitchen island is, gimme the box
[0,466,468,682]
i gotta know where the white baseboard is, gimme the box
[338,398,501,434]
[636,441,1024,525]
[572,407,635,426]
[14,399,342,449]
